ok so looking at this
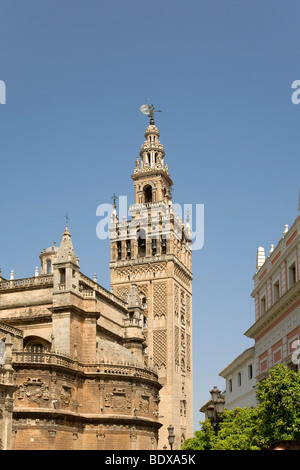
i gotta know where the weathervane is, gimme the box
[111,193,118,208]
[140,99,162,125]
[65,213,70,227]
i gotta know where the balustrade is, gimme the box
[0,274,53,290]
[12,350,157,380]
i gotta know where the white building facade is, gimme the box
[219,347,256,410]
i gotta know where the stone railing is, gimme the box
[0,275,53,291]
[83,363,158,381]
[82,290,95,298]
[123,317,142,327]
[13,350,80,370]
[79,272,127,309]
[12,351,158,381]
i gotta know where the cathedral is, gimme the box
[0,112,193,450]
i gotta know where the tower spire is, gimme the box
[132,118,172,205]
[56,224,79,267]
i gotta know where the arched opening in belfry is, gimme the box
[137,228,146,257]
[144,185,152,204]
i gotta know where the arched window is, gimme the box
[117,241,121,260]
[126,240,131,259]
[144,153,150,166]
[137,229,146,257]
[0,340,5,365]
[144,185,152,204]
[46,260,52,274]
[142,296,148,310]
[24,336,51,362]
[59,268,66,285]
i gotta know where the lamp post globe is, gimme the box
[167,425,175,450]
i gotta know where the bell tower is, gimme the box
[109,109,193,449]
[132,123,172,206]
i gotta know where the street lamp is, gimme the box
[210,386,221,403]
[167,425,175,450]
[207,386,225,435]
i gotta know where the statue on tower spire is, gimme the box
[140,101,162,125]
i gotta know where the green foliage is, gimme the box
[211,407,262,450]
[182,364,300,450]
[181,420,215,450]
[256,363,300,446]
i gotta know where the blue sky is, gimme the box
[1,0,300,432]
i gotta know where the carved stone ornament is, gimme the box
[17,378,50,404]
[60,385,72,406]
[139,394,150,414]
[105,388,131,412]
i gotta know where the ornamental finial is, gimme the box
[111,193,118,209]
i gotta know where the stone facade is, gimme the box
[0,323,20,450]
[109,122,193,449]
[0,229,161,450]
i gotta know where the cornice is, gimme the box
[245,281,300,340]
[12,409,162,430]
[219,347,255,377]
[1,313,52,326]
[0,321,23,337]
[131,169,173,186]
[50,304,100,321]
